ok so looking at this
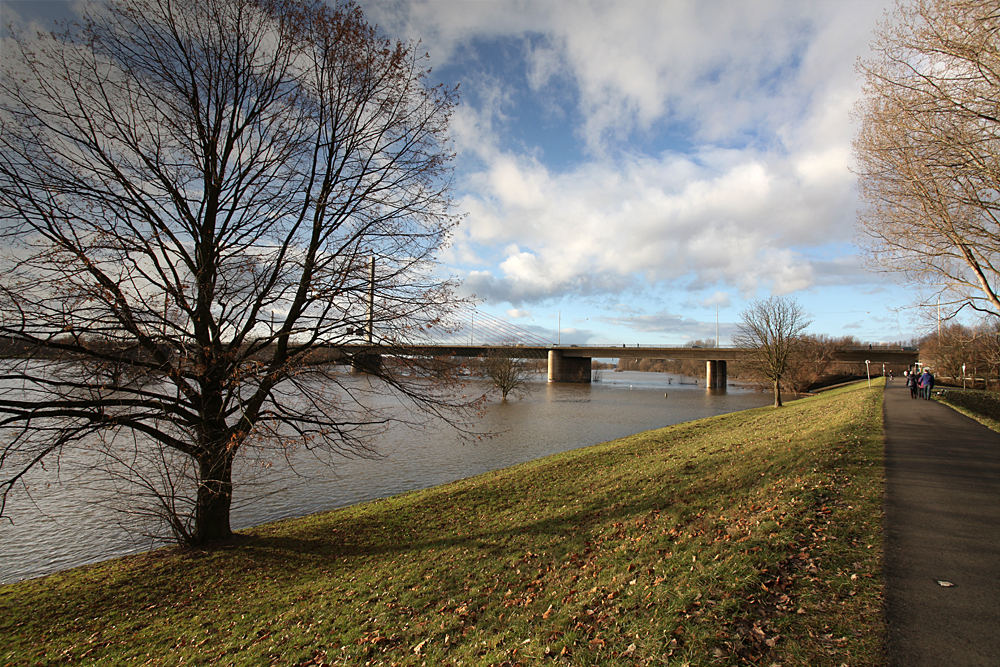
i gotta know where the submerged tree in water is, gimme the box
[479,345,536,402]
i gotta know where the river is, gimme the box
[0,370,772,584]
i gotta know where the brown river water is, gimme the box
[0,370,771,584]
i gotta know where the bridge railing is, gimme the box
[557,343,917,351]
[556,343,738,350]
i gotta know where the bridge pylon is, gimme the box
[706,360,728,388]
[547,350,591,383]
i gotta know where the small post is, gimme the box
[865,359,871,388]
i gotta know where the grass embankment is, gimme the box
[1,382,885,666]
[934,388,1000,433]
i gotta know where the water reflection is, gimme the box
[0,371,770,583]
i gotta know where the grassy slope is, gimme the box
[1,382,885,667]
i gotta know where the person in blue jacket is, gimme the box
[919,369,934,400]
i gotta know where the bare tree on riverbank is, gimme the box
[732,297,811,407]
[0,0,471,545]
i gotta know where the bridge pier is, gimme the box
[350,352,382,375]
[548,350,591,383]
[706,360,727,389]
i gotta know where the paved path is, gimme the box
[882,381,999,666]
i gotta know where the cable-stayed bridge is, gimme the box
[394,305,553,350]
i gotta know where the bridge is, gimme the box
[340,305,918,386]
[335,342,917,387]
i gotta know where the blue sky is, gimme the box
[3,0,930,346]
[361,0,925,346]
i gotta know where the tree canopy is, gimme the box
[854,0,1000,320]
[0,0,468,544]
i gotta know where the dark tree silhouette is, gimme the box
[0,0,470,544]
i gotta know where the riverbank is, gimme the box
[1,381,885,666]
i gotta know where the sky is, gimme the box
[1,0,931,347]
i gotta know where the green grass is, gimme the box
[935,388,1000,433]
[1,381,886,666]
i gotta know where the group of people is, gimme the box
[904,367,935,400]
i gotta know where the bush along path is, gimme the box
[1,382,886,666]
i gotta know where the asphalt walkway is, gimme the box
[882,380,999,666]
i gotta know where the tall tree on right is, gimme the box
[854,0,1000,320]
[733,297,811,408]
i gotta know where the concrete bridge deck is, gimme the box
[331,344,918,386]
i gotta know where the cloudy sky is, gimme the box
[3,0,925,346]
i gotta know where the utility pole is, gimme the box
[367,256,375,344]
[937,296,941,340]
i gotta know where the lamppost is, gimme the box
[865,359,871,388]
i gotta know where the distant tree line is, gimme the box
[918,319,1000,389]
[614,339,719,377]
[614,333,924,394]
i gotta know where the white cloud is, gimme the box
[454,142,858,304]
[363,0,904,339]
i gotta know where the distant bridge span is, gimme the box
[333,344,918,387]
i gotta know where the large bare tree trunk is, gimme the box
[195,453,234,544]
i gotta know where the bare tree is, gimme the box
[478,345,535,402]
[0,0,471,545]
[919,317,1000,385]
[782,334,839,393]
[732,297,811,407]
[920,322,977,379]
[976,317,1000,385]
[854,0,1000,320]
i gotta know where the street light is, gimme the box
[865,359,871,388]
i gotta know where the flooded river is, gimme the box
[0,371,771,584]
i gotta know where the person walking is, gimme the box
[919,368,934,400]
[906,369,919,399]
